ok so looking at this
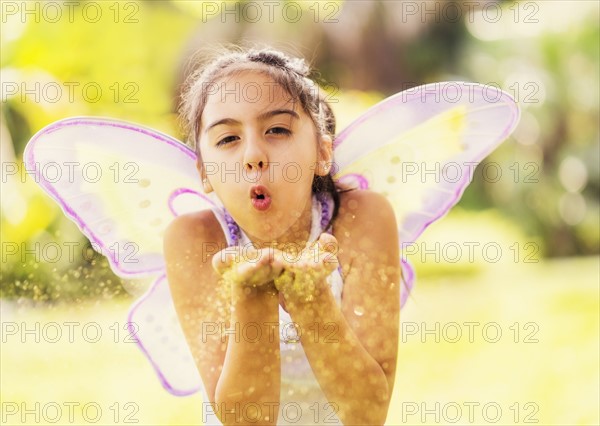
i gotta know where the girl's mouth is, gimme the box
[250,185,272,211]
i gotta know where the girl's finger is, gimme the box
[274,268,294,292]
[212,246,241,275]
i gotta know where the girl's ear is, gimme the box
[316,134,334,176]
[196,160,213,193]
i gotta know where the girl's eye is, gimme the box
[216,135,238,146]
[266,127,291,136]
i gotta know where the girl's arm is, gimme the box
[164,212,281,425]
[282,190,400,425]
[214,279,281,425]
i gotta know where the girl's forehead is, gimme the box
[206,70,295,106]
[202,70,305,121]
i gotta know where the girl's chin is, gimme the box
[235,201,310,245]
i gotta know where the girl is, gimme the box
[164,47,400,425]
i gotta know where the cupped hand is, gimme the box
[274,233,339,305]
[212,245,285,291]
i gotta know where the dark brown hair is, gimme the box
[178,46,353,229]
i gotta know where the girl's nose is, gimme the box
[243,137,269,175]
[245,159,266,173]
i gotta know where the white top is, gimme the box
[203,194,344,425]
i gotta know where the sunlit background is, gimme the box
[1,1,598,425]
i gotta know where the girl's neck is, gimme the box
[244,196,314,252]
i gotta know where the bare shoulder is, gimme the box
[163,209,227,261]
[333,189,399,274]
[338,189,396,223]
[163,208,228,296]
[335,189,398,244]
[164,209,223,247]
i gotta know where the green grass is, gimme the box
[1,257,598,425]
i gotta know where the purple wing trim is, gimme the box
[168,187,216,217]
[23,116,208,278]
[127,275,202,396]
[23,116,210,397]
[335,81,520,152]
[24,81,520,398]
[400,258,415,308]
[337,173,370,190]
[333,82,521,308]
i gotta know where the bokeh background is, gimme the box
[1,1,598,424]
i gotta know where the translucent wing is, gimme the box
[25,81,520,397]
[333,82,520,305]
[24,117,213,395]
[128,275,202,395]
[24,117,217,278]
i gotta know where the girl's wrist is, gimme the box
[230,282,280,323]
[230,279,278,301]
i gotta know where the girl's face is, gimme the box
[198,70,332,247]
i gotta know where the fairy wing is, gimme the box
[127,274,203,395]
[24,117,210,394]
[332,82,520,305]
[24,117,216,278]
[25,81,519,397]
